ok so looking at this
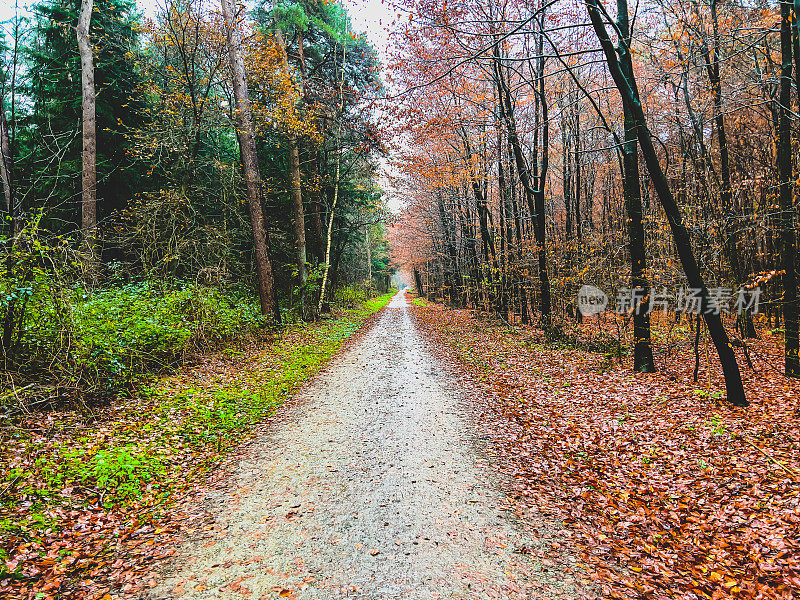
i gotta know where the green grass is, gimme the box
[412,297,428,306]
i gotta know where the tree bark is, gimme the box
[618,0,655,372]
[493,39,551,328]
[221,0,280,321]
[779,0,799,376]
[586,0,747,405]
[365,225,372,286]
[532,30,552,329]
[77,0,97,274]
[308,151,326,262]
[0,103,14,234]
[413,268,425,297]
[318,24,347,313]
[274,28,308,314]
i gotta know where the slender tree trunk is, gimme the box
[497,119,511,320]
[274,28,308,313]
[618,1,655,372]
[439,191,463,306]
[779,0,799,376]
[318,25,347,313]
[0,105,14,233]
[308,152,326,262]
[508,138,529,324]
[702,0,747,331]
[289,136,307,286]
[563,111,572,238]
[494,38,551,328]
[574,105,582,243]
[794,1,800,103]
[221,0,279,321]
[413,268,425,297]
[365,225,372,286]
[463,134,499,311]
[6,10,19,237]
[533,29,552,329]
[586,0,747,405]
[77,0,97,275]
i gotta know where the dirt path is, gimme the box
[145,291,567,599]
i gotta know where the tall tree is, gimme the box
[0,23,21,236]
[77,0,96,271]
[618,0,654,372]
[274,26,308,315]
[778,0,798,377]
[25,0,143,235]
[585,0,747,405]
[221,0,280,321]
[318,20,347,313]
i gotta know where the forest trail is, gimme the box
[144,290,567,600]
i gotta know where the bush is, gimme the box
[70,283,266,392]
[2,255,267,400]
[87,446,165,503]
[332,284,376,306]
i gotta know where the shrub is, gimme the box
[87,446,165,503]
[2,271,267,401]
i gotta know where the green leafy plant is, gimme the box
[87,447,165,504]
[706,414,728,435]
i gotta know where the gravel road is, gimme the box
[146,290,566,599]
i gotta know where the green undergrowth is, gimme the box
[0,291,394,546]
[2,279,268,399]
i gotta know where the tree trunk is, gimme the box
[702,0,745,312]
[318,24,347,314]
[779,0,799,376]
[221,0,280,321]
[274,28,308,314]
[494,39,551,328]
[365,225,372,286]
[618,1,655,373]
[77,0,97,275]
[413,268,425,297]
[438,191,463,306]
[574,104,582,243]
[0,104,14,234]
[586,0,747,406]
[308,151,326,262]
[533,31,552,329]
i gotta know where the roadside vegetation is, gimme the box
[0,289,393,599]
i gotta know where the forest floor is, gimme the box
[409,299,800,599]
[0,293,394,600]
[4,290,799,600]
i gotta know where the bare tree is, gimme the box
[585,0,747,406]
[778,0,798,377]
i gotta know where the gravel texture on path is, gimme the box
[144,290,569,599]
